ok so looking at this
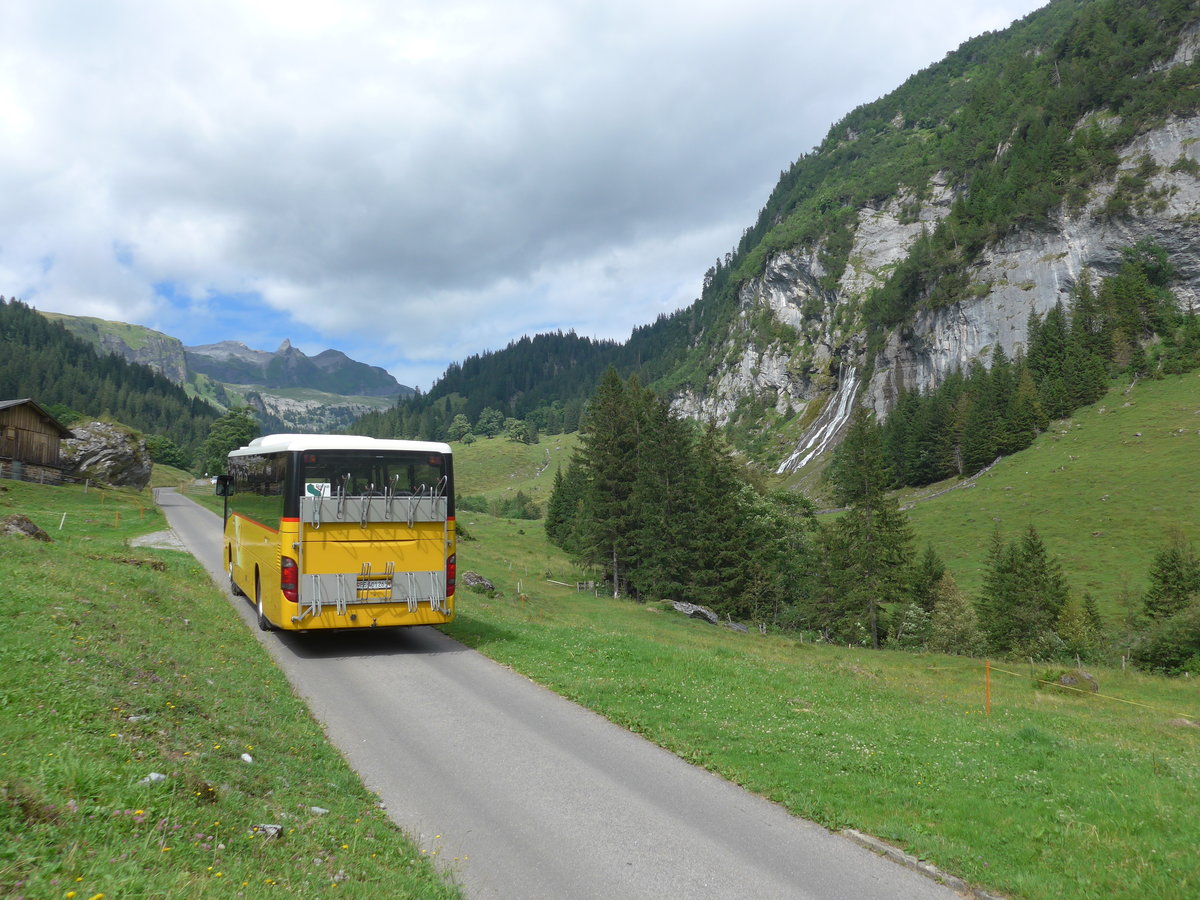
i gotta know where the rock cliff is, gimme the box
[674,112,1200,474]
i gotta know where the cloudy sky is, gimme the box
[1,0,1045,390]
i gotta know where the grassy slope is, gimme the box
[0,480,461,899]
[453,433,578,507]
[41,312,173,353]
[903,372,1200,618]
[3,385,1195,898]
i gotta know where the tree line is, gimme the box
[546,368,1199,675]
[877,242,1200,488]
[0,297,220,458]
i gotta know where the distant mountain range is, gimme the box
[185,338,405,398]
[40,312,412,432]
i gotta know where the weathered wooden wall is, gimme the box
[0,404,64,467]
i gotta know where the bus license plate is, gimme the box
[358,579,391,590]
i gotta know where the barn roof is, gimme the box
[0,399,76,438]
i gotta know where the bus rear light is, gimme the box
[281,557,299,603]
[446,553,456,597]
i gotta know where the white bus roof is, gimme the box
[228,434,453,458]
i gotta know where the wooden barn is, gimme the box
[0,399,75,482]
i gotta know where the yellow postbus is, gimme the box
[215,434,456,632]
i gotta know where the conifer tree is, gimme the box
[1002,364,1046,454]
[626,393,698,601]
[959,360,999,474]
[827,406,893,506]
[574,368,640,597]
[825,406,913,648]
[1056,597,1102,662]
[1142,532,1200,621]
[978,525,1070,655]
[686,425,755,616]
[908,544,947,613]
[927,573,985,656]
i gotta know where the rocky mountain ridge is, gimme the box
[670,8,1200,475]
[41,314,410,432]
[185,338,404,398]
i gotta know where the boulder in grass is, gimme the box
[1,514,52,542]
[671,601,719,625]
[462,571,496,592]
[1056,670,1099,693]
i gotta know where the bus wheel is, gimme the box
[229,559,245,597]
[255,571,273,632]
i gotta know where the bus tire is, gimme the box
[229,559,245,597]
[255,571,273,632]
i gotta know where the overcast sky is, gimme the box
[1,0,1045,390]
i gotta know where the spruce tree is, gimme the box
[908,544,947,613]
[978,525,1070,655]
[1142,532,1200,621]
[928,573,985,656]
[825,406,913,648]
[574,368,640,597]
[827,406,893,506]
[1002,364,1045,454]
[686,425,755,617]
[626,393,698,602]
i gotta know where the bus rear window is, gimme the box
[300,451,449,499]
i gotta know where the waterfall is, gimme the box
[775,367,860,474]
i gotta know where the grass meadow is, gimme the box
[903,372,1200,617]
[0,479,461,899]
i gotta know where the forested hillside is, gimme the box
[348,314,711,440]
[0,298,220,453]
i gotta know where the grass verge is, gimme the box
[448,513,1200,900]
[0,479,461,899]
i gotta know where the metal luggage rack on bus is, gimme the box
[301,477,450,529]
[294,562,449,623]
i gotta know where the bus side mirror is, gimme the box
[214,475,233,497]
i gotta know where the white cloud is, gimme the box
[0,0,1045,388]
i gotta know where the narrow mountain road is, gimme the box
[157,489,964,900]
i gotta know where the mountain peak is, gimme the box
[277,338,293,353]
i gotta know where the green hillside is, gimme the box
[0,298,220,454]
[452,433,578,502]
[450,370,1199,629]
[904,371,1200,619]
[351,0,1200,468]
[42,311,170,352]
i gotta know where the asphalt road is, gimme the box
[157,488,963,900]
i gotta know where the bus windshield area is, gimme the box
[300,451,449,500]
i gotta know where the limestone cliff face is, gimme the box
[674,113,1200,473]
[864,114,1200,418]
[98,331,189,385]
[44,315,190,385]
